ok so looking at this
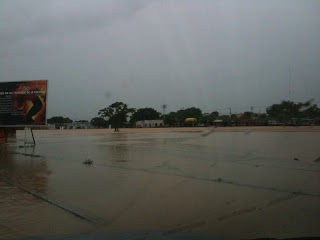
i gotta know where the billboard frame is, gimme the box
[0,79,48,127]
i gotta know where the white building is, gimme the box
[135,120,164,128]
[65,122,94,129]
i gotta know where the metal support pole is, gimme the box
[24,127,27,146]
[30,127,36,145]
[4,128,8,143]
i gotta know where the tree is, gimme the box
[300,104,320,119]
[130,107,161,123]
[199,111,219,126]
[164,112,178,126]
[267,101,301,124]
[211,111,219,119]
[266,100,320,125]
[243,111,253,119]
[175,107,203,126]
[220,115,232,126]
[199,113,210,126]
[91,117,108,128]
[47,116,73,124]
[182,107,202,119]
[98,102,134,131]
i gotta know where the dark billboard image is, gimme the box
[0,80,47,125]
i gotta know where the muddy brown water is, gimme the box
[0,129,320,239]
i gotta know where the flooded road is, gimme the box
[1,129,320,239]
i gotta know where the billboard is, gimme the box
[0,80,47,125]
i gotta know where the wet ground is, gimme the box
[0,129,320,239]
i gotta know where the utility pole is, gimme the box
[228,107,231,116]
[162,104,167,119]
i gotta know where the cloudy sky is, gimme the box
[1,0,319,120]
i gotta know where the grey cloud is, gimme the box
[0,0,319,119]
[1,0,151,45]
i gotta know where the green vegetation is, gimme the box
[199,111,219,126]
[98,102,135,131]
[130,108,161,123]
[47,116,73,124]
[90,117,108,128]
[164,107,203,126]
[49,100,320,129]
[266,100,320,124]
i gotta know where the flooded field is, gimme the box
[1,128,320,239]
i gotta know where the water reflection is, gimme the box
[0,145,49,194]
[110,133,130,164]
[0,130,320,239]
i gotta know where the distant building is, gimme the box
[135,120,164,128]
[65,122,95,129]
[213,119,223,126]
[235,114,248,125]
[46,124,56,129]
[287,118,315,126]
[314,117,320,126]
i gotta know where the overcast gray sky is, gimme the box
[1,0,319,120]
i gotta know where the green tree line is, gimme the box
[47,100,320,130]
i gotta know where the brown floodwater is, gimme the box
[0,129,320,239]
